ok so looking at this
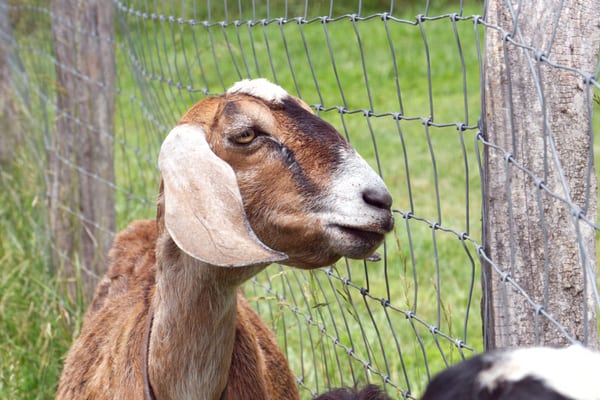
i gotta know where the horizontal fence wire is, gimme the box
[1,0,599,399]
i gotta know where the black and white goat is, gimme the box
[421,345,600,400]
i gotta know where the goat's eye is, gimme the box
[233,129,256,144]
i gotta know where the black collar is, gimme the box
[142,303,156,400]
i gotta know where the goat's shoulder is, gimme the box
[57,220,158,399]
[88,219,157,316]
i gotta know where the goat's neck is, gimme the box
[148,235,265,400]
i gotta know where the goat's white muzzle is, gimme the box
[323,149,394,259]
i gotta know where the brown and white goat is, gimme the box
[55,78,394,400]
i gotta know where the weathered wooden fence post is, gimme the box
[0,0,20,163]
[48,0,116,303]
[482,0,599,348]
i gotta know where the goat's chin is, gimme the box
[331,238,385,262]
[281,237,384,270]
[248,211,391,269]
[282,254,342,270]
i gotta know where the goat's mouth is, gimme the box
[327,219,393,259]
[333,225,386,241]
[330,213,394,237]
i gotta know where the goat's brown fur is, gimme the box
[56,220,156,399]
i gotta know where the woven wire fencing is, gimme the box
[115,2,484,397]
[1,0,599,399]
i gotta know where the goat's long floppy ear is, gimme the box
[158,123,287,267]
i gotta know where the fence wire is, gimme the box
[1,0,599,399]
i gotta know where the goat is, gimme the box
[55,78,394,400]
[420,345,600,400]
[313,384,393,400]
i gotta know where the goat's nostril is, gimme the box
[362,187,392,210]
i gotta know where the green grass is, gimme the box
[0,151,76,399]
[4,1,598,399]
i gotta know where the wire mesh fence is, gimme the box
[0,0,599,399]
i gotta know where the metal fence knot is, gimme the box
[534,304,545,315]
[535,51,547,62]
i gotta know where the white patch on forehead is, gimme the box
[227,78,289,104]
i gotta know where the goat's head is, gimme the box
[158,78,393,269]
